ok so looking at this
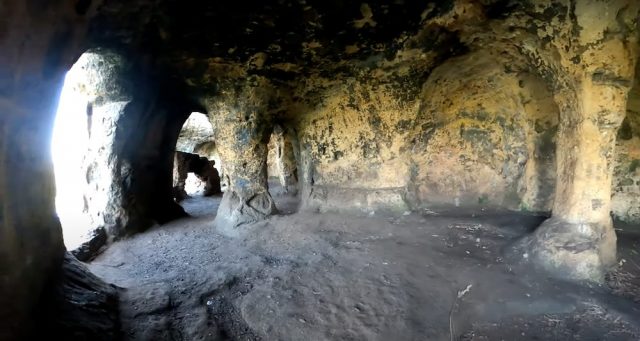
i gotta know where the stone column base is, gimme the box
[509,217,616,282]
[213,190,277,237]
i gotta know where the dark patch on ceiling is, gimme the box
[89,1,456,66]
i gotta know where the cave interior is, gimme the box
[1,0,640,340]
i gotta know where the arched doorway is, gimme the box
[173,112,223,201]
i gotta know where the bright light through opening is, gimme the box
[51,66,93,250]
[185,173,206,196]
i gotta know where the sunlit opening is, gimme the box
[51,64,92,250]
[185,173,206,195]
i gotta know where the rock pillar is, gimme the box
[173,152,191,201]
[207,82,277,235]
[79,52,137,241]
[212,118,276,235]
[517,37,638,281]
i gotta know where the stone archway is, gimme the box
[172,112,223,201]
[50,50,194,261]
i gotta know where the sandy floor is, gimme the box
[89,188,640,340]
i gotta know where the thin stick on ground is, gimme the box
[450,284,473,341]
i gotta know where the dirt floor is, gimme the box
[88,183,640,340]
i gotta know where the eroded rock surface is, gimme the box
[61,51,190,258]
[2,0,640,338]
[207,80,278,235]
[0,2,93,338]
[84,0,640,248]
[613,76,640,224]
[37,253,121,340]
